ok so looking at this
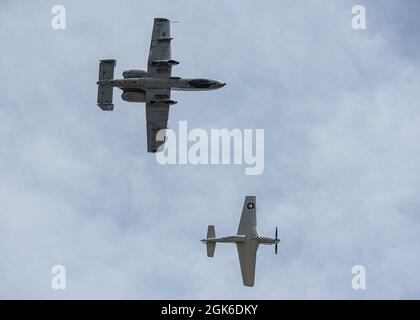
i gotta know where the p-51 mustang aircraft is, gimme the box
[201,196,280,287]
[96,18,225,152]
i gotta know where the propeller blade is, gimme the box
[275,243,278,254]
[275,227,278,239]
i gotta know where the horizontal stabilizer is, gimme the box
[206,225,216,257]
[98,59,116,80]
[97,59,116,111]
[207,242,216,257]
[97,86,114,111]
[207,225,215,239]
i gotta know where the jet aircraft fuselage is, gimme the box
[97,76,225,104]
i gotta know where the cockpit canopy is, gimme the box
[187,79,213,89]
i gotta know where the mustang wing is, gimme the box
[236,241,259,287]
[237,196,258,237]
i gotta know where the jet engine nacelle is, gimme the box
[122,69,148,79]
[121,91,146,102]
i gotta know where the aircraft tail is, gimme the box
[206,225,216,257]
[97,59,116,111]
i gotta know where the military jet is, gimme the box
[96,18,225,152]
[201,196,280,287]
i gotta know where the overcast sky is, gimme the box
[1,0,420,299]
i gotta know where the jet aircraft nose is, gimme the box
[213,81,226,89]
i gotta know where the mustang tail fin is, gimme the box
[206,225,216,257]
[97,59,116,111]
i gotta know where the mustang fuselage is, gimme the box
[201,235,279,245]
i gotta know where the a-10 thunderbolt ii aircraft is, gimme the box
[96,18,225,152]
[201,196,280,287]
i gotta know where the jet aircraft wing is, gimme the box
[145,89,170,153]
[236,241,259,287]
[237,196,258,237]
[147,18,173,78]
